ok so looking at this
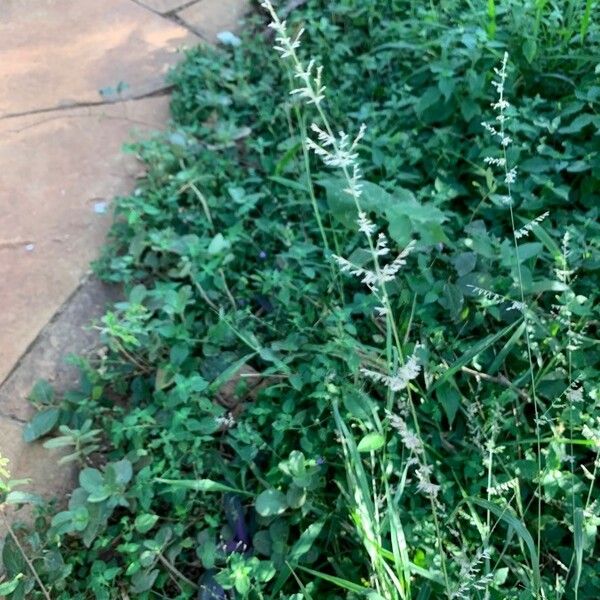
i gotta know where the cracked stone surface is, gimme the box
[177,0,252,42]
[0,279,119,506]
[0,97,170,385]
[0,0,198,118]
[134,0,198,14]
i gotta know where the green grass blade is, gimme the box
[431,321,520,392]
[297,565,371,595]
[459,498,541,595]
[155,478,251,495]
[581,0,593,40]
[208,352,256,393]
[488,321,526,375]
[272,521,326,593]
[573,507,584,594]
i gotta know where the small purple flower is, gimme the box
[258,250,267,260]
[316,456,326,466]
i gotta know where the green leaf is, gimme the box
[415,86,442,119]
[288,520,324,563]
[269,175,310,193]
[452,252,476,276]
[5,491,44,506]
[255,489,288,516]
[135,514,159,534]
[516,242,543,263]
[0,575,22,595]
[488,321,526,375]
[272,521,324,597]
[71,506,90,532]
[436,381,461,425]
[522,38,537,63]
[111,459,133,486]
[321,178,447,246]
[2,537,26,578]
[131,568,159,594]
[357,432,385,453]
[22,408,59,442]
[286,484,306,509]
[559,113,596,134]
[79,468,104,494]
[207,233,229,255]
[28,379,54,404]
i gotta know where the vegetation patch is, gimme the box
[1,1,599,598]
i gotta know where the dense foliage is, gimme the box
[2,0,599,598]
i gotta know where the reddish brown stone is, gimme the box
[0,0,198,117]
[0,97,170,384]
[135,0,197,14]
[177,0,252,43]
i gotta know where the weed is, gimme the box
[3,0,599,598]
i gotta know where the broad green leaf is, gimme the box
[207,233,229,255]
[0,575,22,595]
[255,489,288,516]
[288,520,325,563]
[110,459,133,486]
[436,381,461,425]
[321,178,447,246]
[22,407,59,442]
[357,432,385,453]
[2,537,26,578]
[28,379,54,404]
[523,38,537,63]
[135,513,159,534]
[273,521,325,593]
[559,113,596,134]
[80,468,104,494]
[131,568,159,594]
[286,484,306,509]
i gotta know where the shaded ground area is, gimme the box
[0,0,248,502]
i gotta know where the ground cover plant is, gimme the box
[1,0,599,598]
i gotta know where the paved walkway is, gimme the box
[0,0,248,501]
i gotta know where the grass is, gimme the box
[1,0,599,598]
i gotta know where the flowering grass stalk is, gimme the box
[481,52,544,593]
[261,1,452,596]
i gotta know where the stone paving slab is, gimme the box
[177,0,251,42]
[0,278,118,507]
[0,96,170,384]
[134,0,198,14]
[0,0,198,118]
[0,279,120,423]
